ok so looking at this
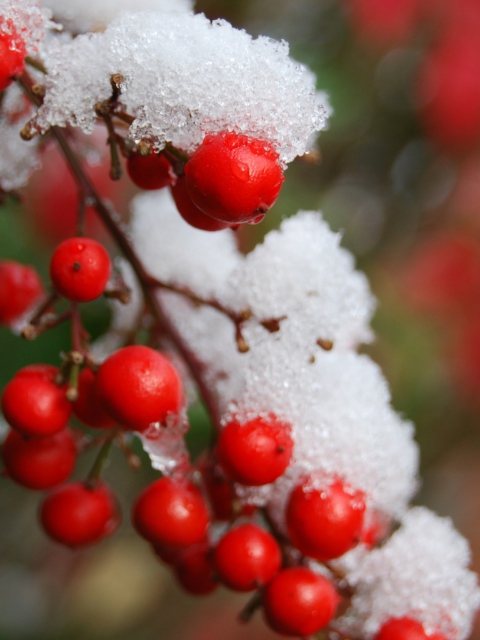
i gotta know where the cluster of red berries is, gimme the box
[126,130,284,231]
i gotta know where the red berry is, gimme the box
[0,25,26,92]
[174,543,218,596]
[39,481,119,547]
[217,415,294,486]
[286,476,366,561]
[262,567,339,636]
[132,477,209,547]
[213,523,282,592]
[375,618,449,640]
[96,346,183,432]
[2,428,77,490]
[0,260,44,326]
[171,177,232,231]
[50,237,111,303]
[1,365,72,437]
[185,131,284,224]
[73,367,116,429]
[127,151,173,190]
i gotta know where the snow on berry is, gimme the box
[336,507,480,640]
[36,11,328,164]
[0,0,50,59]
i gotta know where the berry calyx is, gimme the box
[73,367,116,429]
[39,481,119,547]
[262,567,339,636]
[2,428,77,490]
[127,151,173,190]
[132,477,209,547]
[173,542,218,596]
[213,523,282,592]
[171,177,232,231]
[49,237,111,303]
[96,345,183,432]
[1,365,72,437]
[217,414,294,486]
[0,260,44,326]
[286,476,366,561]
[375,618,449,640]
[184,131,284,224]
[0,25,26,92]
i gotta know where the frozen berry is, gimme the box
[263,567,339,636]
[185,131,284,224]
[73,367,116,429]
[2,428,77,490]
[132,477,209,547]
[171,177,232,231]
[50,237,111,302]
[0,260,44,326]
[286,476,366,561]
[1,365,72,437]
[40,481,119,547]
[213,523,281,592]
[217,415,293,486]
[96,346,183,432]
[375,617,449,640]
[174,542,218,596]
[127,151,173,190]
[0,25,26,92]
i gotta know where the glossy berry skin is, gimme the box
[286,477,366,561]
[96,346,183,432]
[39,482,119,547]
[213,523,282,592]
[2,428,77,490]
[171,177,232,231]
[174,543,218,596]
[262,567,339,636]
[1,365,72,437]
[0,27,26,92]
[0,260,44,326]
[50,237,111,303]
[73,367,116,429]
[127,151,173,190]
[217,415,294,486]
[185,131,284,224]
[132,477,209,547]
[375,617,449,640]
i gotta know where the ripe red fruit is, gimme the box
[73,367,116,429]
[132,477,209,547]
[174,543,218,596]
[96,345,183,432]
[375,617,449,640]
[1,365,72,437]
[262,567,339,636]
[213,523,282,592]
[184,131,284,224]
[50,237,111,303]
[127,151,173,190]
[0,260,44,326]
[39,482,119,547]
[171,177,232,231]
[2,428,77,490]
[217,415,294,486]
[0,25,26,92]
[286,476,366,561]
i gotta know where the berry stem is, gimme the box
[238,589,264,623]
[86,431,117,485]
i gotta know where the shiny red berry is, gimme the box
[375,618,449,640]
[286,476,366,561]
[2,428,77,490]
[73,367,116,429]
[39,482,119,547]
[184,131,284,224]
[132,477,209,547]
[217,415,294,486]
[174,542,218,596]
[50,237,111,302]
[213,523,281,592]
[171,177,232,231]
[96,345,183,432]
[0,26,26,92]
[127,151,173,190]
[1,365,72,437]
[262,567,339,636]
[0,260,44,326]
